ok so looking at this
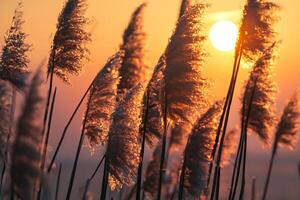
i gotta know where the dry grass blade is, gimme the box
[0,2,31,90]
[48,0,91,84]
[237,0,280,63]
[165,3,210,147]
[108,83,145,190]
[11,68,45,200]
[0,80,12,161]
[84,51,124,151]
[275,90,300,149]
[118,3,151,95]
[241,43,278,144]
[184,101,223,198]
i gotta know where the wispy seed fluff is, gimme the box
[144,55,166,146]
[11,69,45,200]
[48,0,91,84]
[0,80,12,160]
[165,3,210,147]
[118,3,150,95]
[241,43,277,144]
[84,51,124,150]
[237,0,280,62]
[184,101,223,198]
[221,129,238,168]
[108,84,145,190]
[0,2,30,90]
[275,91,300,149]
[143,143,162,199]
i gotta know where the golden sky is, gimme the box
[1,0,300,198]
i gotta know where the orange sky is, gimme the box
[0,0,300,198]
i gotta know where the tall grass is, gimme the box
[1,0,299,200]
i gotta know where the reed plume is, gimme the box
[220,129,238,168]
[0,80,12,160]
[144,55,166,146]
[11,68,45,200]
[179,0,194,17]
[262,90,300,200]
[84,51,124,150]
[275,90,300,149]
[118,3,150,95]
[165,3,210,147]
[48,0,91,83]
[108,83,145,190]
[241,43,278,144]
[143,143,162,199]
[183,101,223,198]
[0,2,30,90]
[237,0,280,62]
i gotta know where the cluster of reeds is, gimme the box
[0,0,300,200]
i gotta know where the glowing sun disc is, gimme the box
[209,20,238,52]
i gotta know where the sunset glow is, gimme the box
[209,20,238,52]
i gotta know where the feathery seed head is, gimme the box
[11,67,45,200]
[179,0,195,18]
[144,55,166,146]
[184,100,223,198]
[0,2,31,90]
[0,80,12,161]
[165,3,210,147]
[48,0,91,84]
[241,43,278,144]
[221,129,238,168]
[237,0,280,63]
[84,51,124,151]
[118,3,151,95]
[275,91,300,149]
[108,83,145,190]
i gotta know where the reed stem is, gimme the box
[89,154,105,182]
[37,88,57,200]
[157,91,168,200]
[261,145,277,200]
[54,164,62,200]
[82,179,91,200]
[47,78,95,172]
[136,91,149,200]
[66,90,93,200]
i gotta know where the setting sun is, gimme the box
[209,20,238,52]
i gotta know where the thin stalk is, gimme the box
[157,91,168,200]
[37,87,57,200]
[170,169,181,200]
[54,164,62,200]
[66,91,94,200]
[211,45,243,199]
[43,49,56,139]
[47,78,95,172]
[100,149,109,200]
[82,179,91,200]
[207,48,240,188]
[178,137,190,200]
[231,78,257,200]
[251,177,256,200]
[261,145,277,200]
[89,154,105,182]
[136,91,149,200]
